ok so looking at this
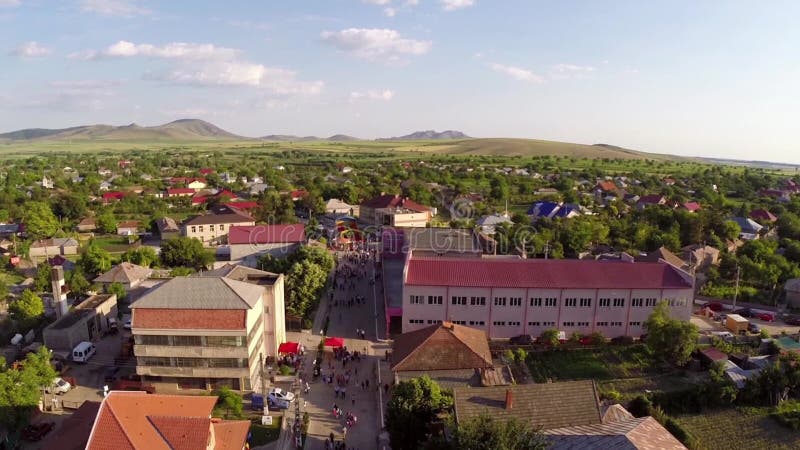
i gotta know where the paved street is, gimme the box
[287,249,388,450]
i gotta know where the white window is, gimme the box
[562,321,575,327]
[629,321,641,327]
[510,297,522,307]
[611,321,623,327]
[543,321,556,327]
[191,226,197,233]
[613,298,625,307]
[210,224,215,232]
[408,319,424,324]
[530,298,542,307]
[577,321,590,327]
[427,319,442,324]
[508,321,521,326]
[409,295,424,305]
[427,296,443,305]
[596,321,609,327]
[219,224,225,231]
[494,297,507,306]
[565,298,577,307]
[469,320,485,326]
[451,296,467,305]
[199,225,204,232]
[645,298,658,307]
[545,298,558,307]
[528,321,541,326]
[493,321,506,326]
[631,298,643,307]
[599,298,611,307]
[470,297,486,306]
[452,320,466,325]
[579,298,592,307]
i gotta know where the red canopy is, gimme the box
[278,342,300,354]
[324,337,345,348]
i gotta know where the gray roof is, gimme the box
[94,262,152,284]
[131,276,263,310]
[731,217,763,234]
[199,264,280,287]
[402,227,482,255]
[476,214,513,228]
[31,237,79,248]
[545,416,686,450]
[156,217,179,233]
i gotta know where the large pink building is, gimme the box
[401,253,694,339]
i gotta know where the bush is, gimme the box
[503,349,515,363]
[771,400,800,430]
[627,395,652,417]
[600,388,622,403]
[611,335,635,345]
[279,364,293,376]
[302,318,313,330]
[514,347,528,363]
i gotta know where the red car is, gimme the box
[705,301,724,312]
[757,313,775,322]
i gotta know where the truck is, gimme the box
[726,314,749,335]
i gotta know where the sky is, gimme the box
[1,0,799,163]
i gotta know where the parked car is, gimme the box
[268,387,295,403]
[22,422,54,441]
[104,366,121,382]
[733,308,754,318]
[123,319,132,330]
[784,316,800,326]
[72,341,96,363]
[509,334,534,345]
[268,397,290,410]
[748,323,761,334]
[704,301,724,312]
[757,312,775,322]
[45,377,71,395]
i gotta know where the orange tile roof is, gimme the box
[87,392,223,450]
[212,420,251,450]
[392,322,493,372]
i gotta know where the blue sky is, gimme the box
[2,0,799,163]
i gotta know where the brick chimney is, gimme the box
[505,389,513,410]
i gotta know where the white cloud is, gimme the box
[0,0,21,7]
[363,0,390,4]
[12,41,51,58]
[440,0,474,11]
[405,0,419,5]
[80,0,150,17]
[550,63,595,78]
[320,28,431,63]
[350,89,395,101]
[384,7,396,17]
[490,63,544,83]
[71,40,240,61]
[152,61,324,96]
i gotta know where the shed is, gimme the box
[725,314,749,334]
[43,294,117,352]
[699,347,728,368]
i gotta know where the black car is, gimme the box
[103,366,121,382]
[734,308,754,318]
[784,316,800,326]
[509,334,534,345]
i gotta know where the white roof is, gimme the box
[727,314,748,323]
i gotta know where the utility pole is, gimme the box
[259,354,269,416]
[732,265,741,311]
[543,241,551,260]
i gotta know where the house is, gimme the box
[117,220,140,236]
[476,213,513,235]
[680,201,701,213]
[41,175,54,189]
[156,217,180,240]
[528,201,582,220]
[199,168,215,175]
[99,181,112,191]
[85,391,249,450]
[290,189,308,201]
[391,322,509,387]
[29,238,79,257]
[166,187,196,198]
[228,224,306,265]
[750,209,778,223]
[401,251,694,339]
[785,278,800,308]
[188,178,208,190]
[43,294,118,353]
[534,188,559,196]
[94,262,153,290]
[132,266,285,392]
[595,180,618,193]
[545,416,686,449]
[394,227,484,258]
[248,183,271,196]
[224,201,258,212]
[730,217,763,240]
[636,246,687,271]
[698,347,728,368]
[636,195,667,210]
[75,217,97,233]
[325,198,358,216]
[681,245,720,272]
[359,193,432,227]
[759,188,792,202]
[102,191,126,203]
[181,207,256,245]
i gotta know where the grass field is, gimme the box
[676,407,800,450]
[527,345,658,381]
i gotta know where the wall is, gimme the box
[229,242,300,263]
[182,219,256,245]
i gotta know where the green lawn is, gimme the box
[0,270,24,285]
[249,417,282,446]
[91,235,138,254]
[527,344,658,382]
[676,407,800,450]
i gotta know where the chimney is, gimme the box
[505,389,513,410]
[51,265,68,319]
[442,321,454,330]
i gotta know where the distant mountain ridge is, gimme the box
[0,119,243,141]
[378,130,470,140]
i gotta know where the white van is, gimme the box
[72,341,96,363]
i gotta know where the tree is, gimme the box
[24,201,58,239]
[539,329,560,347]
[387,376,452,450]
[0,346,58,433]
[67,268,91,297]
[286,259,326,316]
[52,194,87,221]
[644,301,698,366]
[160,237,213,269]
[9,290,44,330]
[213,386,244,419]
[449,414,547,450]
[122,246,158,267]
[96,212,117,234]
[34,262,52,293]
[108,282,127,301]
[79,243,112,277]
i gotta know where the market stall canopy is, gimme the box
[324,337,345,348]
[278,342,301,354]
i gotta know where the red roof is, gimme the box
[167,188,195,196]
[228,224,305,245]
[278,342,301,354]
[750,209,777,222]
[170,177,206,185]
[596,180,617,192]
[290,189,308,200]
[361,194,430,212]
[133,309,246,330]
[682,201,701,212]
[214,189,238,200]
[199,168,215,175]
[191,196,208,205]
[225,201,258,210]
[405,257,692,289]
[102,192,126,201]
[637,194,665,205]
[324,337,345,347]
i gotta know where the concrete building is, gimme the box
[132,266,285,392]
[156,216,180,240]
[28,237,79,257]
[181,207,256,245]
[325,198,359,216]
[359,193,432,227]
[43,294,118,354]
[228,224,305,265]
[401,252,694,339]
[75,217,97,233]
[116,220,141,236]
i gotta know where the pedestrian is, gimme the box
[335,386,340,398]
[342,387,346,399]
[352,397,355,407]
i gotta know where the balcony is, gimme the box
[134,345,248,359]
[136,366,249,379]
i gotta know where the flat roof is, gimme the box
[383,258,405,309]
[727,314,748,323]
[76,294,116,311]
[47,309,93,330]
